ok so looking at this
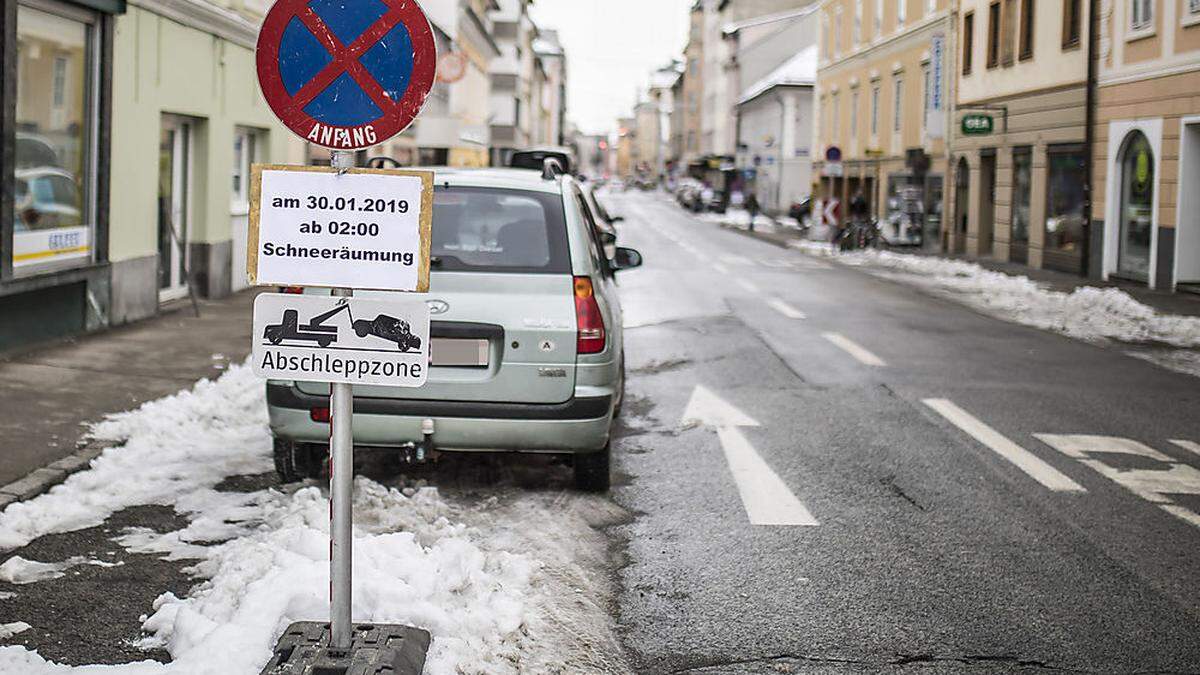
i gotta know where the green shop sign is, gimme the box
[961,114,994,135]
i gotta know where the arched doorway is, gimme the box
[1116,130,1155,281]
[953,157,969,254]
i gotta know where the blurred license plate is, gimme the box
[430,338,489,366]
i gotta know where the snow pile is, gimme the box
[0,362,626,674]
[0,622,30,640]
[0,363,271,552]
[0,556,120,584]
[793,245,1200,348]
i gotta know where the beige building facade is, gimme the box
[1092,0,1200,291]
[948,0,1091,273]
[814,0,953,243]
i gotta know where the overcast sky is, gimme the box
[529,0,693,136]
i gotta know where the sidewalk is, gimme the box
[0,290,260,491]
[713,212,1200,319]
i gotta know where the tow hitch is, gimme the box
[399,418,435,464]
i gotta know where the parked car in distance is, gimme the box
[266,167,644,491]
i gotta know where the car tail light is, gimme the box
[281,286,304,294]
[310,407,330,423]
[573,276,606,355]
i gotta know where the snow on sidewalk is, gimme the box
[791,242,1200,374]
[0,363,628,674]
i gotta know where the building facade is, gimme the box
[814,0,953,245]
[1092,0,1200,291]
[732,5,820,213]
[3,0,308,350]
[947,0,1090,273]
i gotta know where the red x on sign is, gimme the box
[256,0,437,150]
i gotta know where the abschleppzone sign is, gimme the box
[247,164,433,292]
[252,293,430,387]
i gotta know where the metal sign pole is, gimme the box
[328,149,355,650]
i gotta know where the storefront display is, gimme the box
[1044,145,1086,273]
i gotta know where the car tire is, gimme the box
[273,438,323,483]
[573,442,611,492]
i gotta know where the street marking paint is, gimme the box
[1170,439,1200,458]
[822,332,886,366]
[924,400,1086,492]
[682,385,819,526]
[767,298,806,319]
[713,262,729,274]
[1036,434,1200,527]
[717,426,820,526]
[736,279,759,293]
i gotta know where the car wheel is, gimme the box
[273,438,323,483]
[267,330,284,345]
[573,442,611,492]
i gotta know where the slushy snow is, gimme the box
[0,363,627,674]
[791,243,1200,372]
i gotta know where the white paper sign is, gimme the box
[252,293,431,387]
[248,165,433,291]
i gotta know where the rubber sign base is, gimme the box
[259,621,431,675]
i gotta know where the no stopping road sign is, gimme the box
[256,0,437,150]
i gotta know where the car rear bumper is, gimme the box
[266,383,613,453]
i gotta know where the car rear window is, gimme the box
[431,186,570,273]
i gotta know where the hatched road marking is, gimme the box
[822,332,886,366]
[923,400,1086,492]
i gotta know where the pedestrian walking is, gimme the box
[746,192,760,232]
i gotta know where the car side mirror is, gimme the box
[599,231,617,246]
[613,246,643,271]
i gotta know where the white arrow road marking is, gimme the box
[1170,439,1200,458]
[822,332,886,366]
[923,400,1086,492]
[683,385,819,526]
[1036,434,1200,528]
[736,279,759,293]
[767,299,807,319]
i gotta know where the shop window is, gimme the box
[1019,0,1035,60]
[963,12,975,74]
[1044,145,1087,272]
[1011,147,1031,245]
[12,2,98,277]
[1117,132,1154,280]
[1062,0,1082,48]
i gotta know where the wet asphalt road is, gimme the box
[606,190,1200,673]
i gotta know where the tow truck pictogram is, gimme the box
[263,303,350,348]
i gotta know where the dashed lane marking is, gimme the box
[822,332,886,367]
[924,400,1087,492]
[767,298,806,319]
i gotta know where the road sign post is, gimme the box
[252,0,437,672]
[329,150,355,652]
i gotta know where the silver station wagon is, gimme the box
[265,164,642,491]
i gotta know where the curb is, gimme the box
[0,440,113,509]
